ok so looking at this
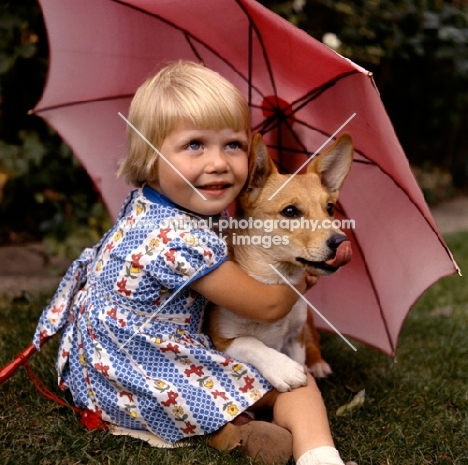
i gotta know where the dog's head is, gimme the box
[236,133,353,277]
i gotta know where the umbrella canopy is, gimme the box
[32,0,459,356]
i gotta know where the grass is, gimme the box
[1,232,468,465]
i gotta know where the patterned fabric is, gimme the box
[33,185,271,444]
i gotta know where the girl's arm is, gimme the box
[190,261,312,323]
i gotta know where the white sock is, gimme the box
[296,446,345,465]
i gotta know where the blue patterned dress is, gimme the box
[33,185,271,443]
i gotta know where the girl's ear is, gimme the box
[246,133,278,190]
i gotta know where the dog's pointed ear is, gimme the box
[307,133,353,192]
[246,133,278,189]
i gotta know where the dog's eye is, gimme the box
[327,203,335,216]
[281,205,301,218]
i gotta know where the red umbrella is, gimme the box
[27,0,458,357]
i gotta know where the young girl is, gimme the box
[33,61,346,465]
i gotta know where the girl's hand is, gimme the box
[192,261,306,323]
[294,271,319,295]
[305,272,319,291]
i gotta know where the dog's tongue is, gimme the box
[325,240,352,267]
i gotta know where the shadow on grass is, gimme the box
[1,232,467,464]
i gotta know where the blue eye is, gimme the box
[226,140,246,151]
[187,140,202,150]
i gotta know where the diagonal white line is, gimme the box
[268,264,357,351]
[118,112,207,200]
[268,113,357,200]
[117,264,206,351]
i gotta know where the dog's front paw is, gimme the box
[263,353,308,392]
[307,360,332,378]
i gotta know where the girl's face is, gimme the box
[150,121,249,216]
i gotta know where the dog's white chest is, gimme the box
[217,299,307,354]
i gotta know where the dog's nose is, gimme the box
[326,234,349,251]
[325,234,352,268]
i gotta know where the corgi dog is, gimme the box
[203,133,353,392]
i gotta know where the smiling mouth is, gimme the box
[197,184,233,193]
[199,184,231,189]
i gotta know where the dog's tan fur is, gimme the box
[203,133,354,392]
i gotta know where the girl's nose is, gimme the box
[206,146,229,172]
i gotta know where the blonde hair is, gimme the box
[118,60,251,186]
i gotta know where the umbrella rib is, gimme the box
[33,94,135,114]
[107,0,268,103]
[269,153,375,178]
[337,204,396,355]
[36,0,271,115]
[248,21,253,109]
[291,71,359,115]
[268,113,356,200]
[252,70,359,134]
[184,33,204,63]
[251,71,359,167]
[347,158,460,273]
[349,159,375,165]
[235,0,279,102]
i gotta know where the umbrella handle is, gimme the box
[0,337,109,431]
[0,338,49,384]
